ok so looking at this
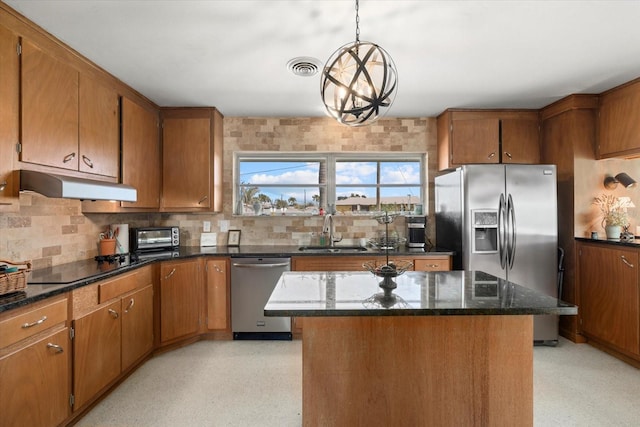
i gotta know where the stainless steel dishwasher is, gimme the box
[231,257,292,340]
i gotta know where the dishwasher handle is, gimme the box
[232,262,290,269]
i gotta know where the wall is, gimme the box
[169,116,437,247]
[0,116,436,268]
[576,157,640,237]
[0,193,153,268]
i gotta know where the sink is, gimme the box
[298,245,369,253]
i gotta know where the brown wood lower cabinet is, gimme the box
[121,284,154,370]
[160,258,203,343]
[71,267,154,411]
[0,294,71,427]
[206,258,230,332]
[577,241,640,361]
[291,255,451,272]
[0,327,71,427]
[73,299,121,409]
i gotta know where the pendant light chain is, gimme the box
[355,0,360,43]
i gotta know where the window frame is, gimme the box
[233,152,427,216]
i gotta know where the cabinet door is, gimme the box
[501,116,540,164]
[206,258,229,331]
[160,259,202,343]
[413,257,451,271]
[161,114,212,209]
[451,117,500,165]
[73,299,121,410]
[121,97,160,208]
[598,80,640,157]
[0,328,71,427]
[0,25,19,210]
[79,74,119,177]
[579,244,640,356]
[121,284,154,370]
[21,39,79,170]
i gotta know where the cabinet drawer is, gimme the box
[414,257,451,271]
[0,296,68,348]
[99,271,138,303]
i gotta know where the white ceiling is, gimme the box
[5,0,640,118]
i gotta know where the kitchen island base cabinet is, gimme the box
[302,315,533,427]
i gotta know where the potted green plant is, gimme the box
[593,194,631,239]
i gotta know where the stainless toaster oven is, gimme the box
[130,227,180,252]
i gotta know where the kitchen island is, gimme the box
[265,270,577,427]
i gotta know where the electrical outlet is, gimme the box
[203,221,211,232]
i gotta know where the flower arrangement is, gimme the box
[593,194,631,227]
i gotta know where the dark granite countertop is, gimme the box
[575,237,640,248]
[264,270,577,317]
[0,245,453,314]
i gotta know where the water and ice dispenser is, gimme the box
[472,210,498,253]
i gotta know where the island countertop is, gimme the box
[264,270,577,317]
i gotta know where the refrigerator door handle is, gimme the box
[507,193,517,269]
[498,193,508,269]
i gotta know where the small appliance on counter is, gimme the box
[405,215,427,248]
[129,226,179,253]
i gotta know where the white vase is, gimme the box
[605,225,622,240]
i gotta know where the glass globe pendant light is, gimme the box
[320,0,398,126]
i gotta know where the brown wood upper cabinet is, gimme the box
[160,107,223,212]
[437,109,540,171]
[597,78,640,158]
[0,24,19,211]
[121,97,161,209]
[20,39,119,177]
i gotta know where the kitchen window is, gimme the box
[234,153,426,216]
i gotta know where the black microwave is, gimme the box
[130,227,180,252]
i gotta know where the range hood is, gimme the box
[20,170,137,202]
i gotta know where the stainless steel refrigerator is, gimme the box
[435,164,559,344]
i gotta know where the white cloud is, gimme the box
[251,169,318,184]
[381,165,420,184]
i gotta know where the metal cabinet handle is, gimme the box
[63,152,76,163]
[22,315,47,328]
[487,152,496,159]
[214,265,223,273]
[621,255,634,268]
[124,298,135,313]
[47,343,64,353]
[198,195,209,204]
[108,308,119,319]
[82,155,94,168]
[165,268,176,279]
[426,264,440,268]
[232,262,290,268]
[504,151,513,159]
[0,181,6,192]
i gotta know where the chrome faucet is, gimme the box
[322,214,342,247]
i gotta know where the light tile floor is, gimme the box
[75,338,640,427]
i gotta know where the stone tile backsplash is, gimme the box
[0,116,436,267]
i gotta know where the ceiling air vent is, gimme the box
[287,57,322,77]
